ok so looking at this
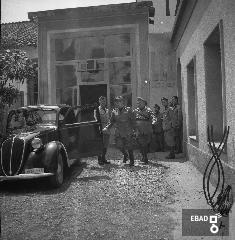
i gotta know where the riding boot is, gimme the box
[128,150,134,166]
[98,155,104,165]
[121,149,128,163]
[102,148,110,164]
[143,147,149,164]
[165,147,175,159]
[139,148,145,162]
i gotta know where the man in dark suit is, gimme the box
[161,97,175,159]
[153,104,164,152]
[103,96,136,166]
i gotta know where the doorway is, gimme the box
[79,84,107,121]
[80,84,107,106]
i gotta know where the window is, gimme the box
[105,33,130,58]
[53,32,133,108]
[56,65,77,105]
[187,57,198,142]
[81,71,104,83]
[55,38,76,61]
[59,107,76,125]
[109,61,131,84]
[204,23,225,142]
[78,36,104,59]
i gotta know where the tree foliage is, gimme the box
[0,49,38,106]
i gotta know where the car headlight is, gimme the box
[31,138,43,149]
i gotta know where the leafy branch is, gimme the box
[0,49,38,106]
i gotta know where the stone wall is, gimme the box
[173,1,235,237]
[149,32,177,109]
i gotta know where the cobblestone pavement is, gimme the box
[1,148,185,240]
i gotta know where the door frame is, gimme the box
[48,24,140,107]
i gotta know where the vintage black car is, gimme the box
[0,104,103,187]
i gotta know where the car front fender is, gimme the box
[26,141,68,173]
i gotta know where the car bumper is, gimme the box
[0,173,54,182]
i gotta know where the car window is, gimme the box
[26,110,43,126]
[8,110,26,132]
[59,107,69,125]
[63,108,77,124]
[7,108,57,134]
[73,106,96,123]
[40,110,57,123]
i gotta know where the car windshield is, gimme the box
[7,109,57,133]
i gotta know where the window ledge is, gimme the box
[207,142,227,154]
[189,135,199,147]
[208,142,220,149]
[189,135,197,141]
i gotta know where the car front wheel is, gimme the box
[50,152,64,188]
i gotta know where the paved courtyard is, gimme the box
[0,148,221,240]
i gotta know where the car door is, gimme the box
[59,106,103,160]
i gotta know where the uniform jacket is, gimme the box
[94,106,110,129]
[171,105,183,128]
[134,106,157,135]
[153,112,163,133]
[106,107,136,137]
[162,107,174,131]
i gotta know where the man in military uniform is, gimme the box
[134,97,157,164]
[153,104,164,152]
[103,96,136,166]
[94,96,110,165]
[171,96,183,153]
[161,97,175,159]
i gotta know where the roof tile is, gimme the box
[1,21,38,49]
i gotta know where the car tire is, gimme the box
[50,152,64,188]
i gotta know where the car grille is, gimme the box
[1,137,25,176]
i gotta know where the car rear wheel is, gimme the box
[50,153,64,188]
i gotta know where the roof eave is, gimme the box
[28,1,153,22]
[170,0,187,43]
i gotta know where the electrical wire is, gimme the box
[203,125,233,217]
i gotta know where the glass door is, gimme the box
[53,30,135,108]
[55,64,79,106]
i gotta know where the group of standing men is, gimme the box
[153,96,183,159]
[94,95,182,167]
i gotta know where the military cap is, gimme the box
[137,97,146,102]
[154,104,160,109]
[99,96,106,101]
[114,96,124,102]
[161,97,168,102]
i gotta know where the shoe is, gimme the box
[165,154,175,159]
[143,159,149,164]
[98,156,104,165]
[102,155,110,164]
[128,150,134,166]
[123,155,128,163]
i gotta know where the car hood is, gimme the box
[9,125,57,141]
